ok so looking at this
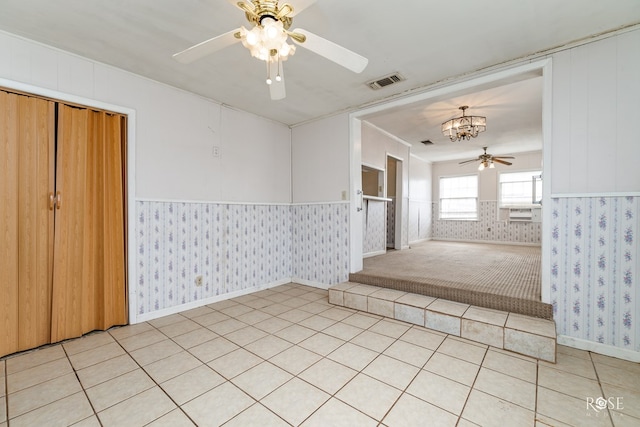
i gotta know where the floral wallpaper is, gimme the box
[387,197,396,247]
[291,203,350,285]
[550,196,639,352]
[432,201,542,244]
[136,201,293,315]
[362,200,387,255]
[137,201,349,315]
[431,201,542,244]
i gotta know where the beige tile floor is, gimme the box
[1,283,639,427]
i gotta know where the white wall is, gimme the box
[362,122,411,248]
[291,113,350,203]
[551,29,640,195]
[218,107,291,203]
[0,31,291,204]
[408,155,432,243]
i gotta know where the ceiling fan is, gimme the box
[459,147,515,170]
[172,0,368,100]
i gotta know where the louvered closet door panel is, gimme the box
[0,91,55,357]
[51,105,88,341]
[51,106,127,342]
[100,113,127,329]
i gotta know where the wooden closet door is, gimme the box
[0,91,55,357]
[51,105,127,342]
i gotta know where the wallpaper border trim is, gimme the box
[552,192,640,198]
[291,201,350,206]
[135,197,292,206]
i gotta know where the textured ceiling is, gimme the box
[0,0,638,160]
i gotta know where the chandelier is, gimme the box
[441,106,486,142]
[238,17,297,85]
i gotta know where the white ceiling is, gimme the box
[1,0,638,162]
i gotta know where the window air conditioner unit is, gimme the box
[509,208,533,222]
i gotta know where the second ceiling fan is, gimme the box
[173,0,369,100]
[459,147,515,170]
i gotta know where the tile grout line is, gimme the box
[533,355,540,425]
[107,321,201,426]
[150,303,314,425]
[59,343,103,427]
[222,305,407,425]
[290,316,408,425]
[142,315,261,423]
[588,350,616,426]
[376,330,447,424]
[217,295,339,426]
[455,342,488,425]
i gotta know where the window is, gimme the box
[439,175,478,220]
[499,171,542,207]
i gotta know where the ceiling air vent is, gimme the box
[367,72,405,90]
[420,140,433,145]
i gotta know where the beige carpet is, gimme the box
[350,240,552,319]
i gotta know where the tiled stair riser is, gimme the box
[328,282,557,363]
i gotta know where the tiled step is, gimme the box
[329,282,557,363]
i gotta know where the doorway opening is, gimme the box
[386,155,403,250]
[349,59,553,307]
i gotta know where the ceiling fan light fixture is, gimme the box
[489,161,495,169]
[478,162,485,171]
[442,106,486,142]
[239,19,295,64]
[172,0,368,99]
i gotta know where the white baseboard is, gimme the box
[557,335,640,363]
[133,278,291,323]
[291,278,331,290]
[363,249,386,258]
[409,238,431,246]
[431,238,541,247]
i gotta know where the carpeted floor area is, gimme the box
[350,241,552,319]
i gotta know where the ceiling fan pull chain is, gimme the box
[266,60,272,85]
[276,55,282,82]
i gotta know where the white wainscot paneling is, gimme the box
[409,199,432,244]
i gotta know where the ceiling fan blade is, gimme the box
[492,158,512,166]
[228,0,256,13]
[173,28,241,64]
[291,28,368,73]
[235,0,259,18]
[493,156,515,159]
[458,159,479,165]
[288,0,316,16]
[269,63,286,100]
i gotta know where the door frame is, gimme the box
[386,153,403,250]
[0,77,137,324]
[348,59,553,306]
